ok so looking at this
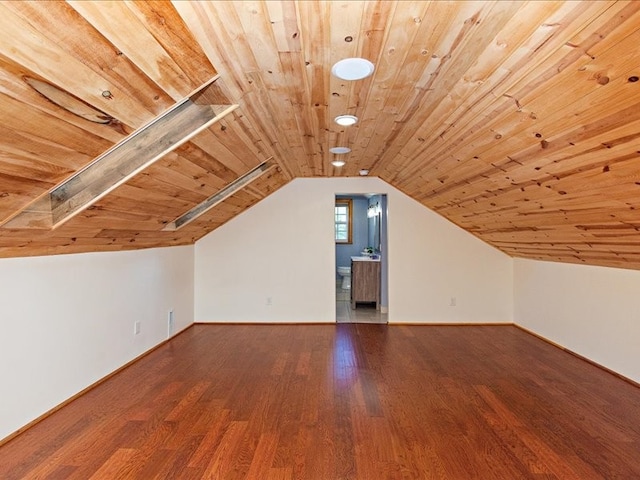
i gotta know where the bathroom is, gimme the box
[335,194,388,323]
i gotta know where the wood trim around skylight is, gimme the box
[163,159,275,231]
[2,75,237,230]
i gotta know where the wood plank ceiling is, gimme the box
[1,1,640,270]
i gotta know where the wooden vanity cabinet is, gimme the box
[351,260,381,309]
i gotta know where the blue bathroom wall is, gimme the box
[335,196,368,272]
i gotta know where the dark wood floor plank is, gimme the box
[2,324,640,479]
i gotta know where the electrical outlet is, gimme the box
[134,321,141,335]
[266,297,272,306]
[450,297,457,307]
[168,310,175,337]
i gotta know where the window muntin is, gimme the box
[335,199,353,244]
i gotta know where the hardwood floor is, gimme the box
[1,324,640,479]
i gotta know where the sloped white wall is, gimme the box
[0,245,194,441]
[195,177,513,323]
[514,258,640,383]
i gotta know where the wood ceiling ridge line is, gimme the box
[1,76,238,231]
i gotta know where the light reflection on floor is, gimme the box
[333,324,358,384]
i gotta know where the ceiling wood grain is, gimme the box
[0,0,639,270]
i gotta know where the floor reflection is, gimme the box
[333,325,358,385]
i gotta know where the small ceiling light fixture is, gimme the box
[331,58,375,81]
[329,146,351,154]
[332,159,346,167]
[359,169,369,176]
[334,114,358,126]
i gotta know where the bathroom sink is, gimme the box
[351,255,380,261]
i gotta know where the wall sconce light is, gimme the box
[367,202,380,218]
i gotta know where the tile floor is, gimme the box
[335,280,387,324]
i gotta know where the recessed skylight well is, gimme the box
[331,58,375,81]
[329,58,373,169]
[334,115,358,126]
[329,146,351,154]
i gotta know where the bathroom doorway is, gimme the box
[334,194,388,323]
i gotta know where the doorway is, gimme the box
[334,194,388,323]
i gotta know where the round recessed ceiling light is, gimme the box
[331,58,375,81]
[359,169,369,176]
[329,146,351,154]
[332,159,346,167]
[334,114,358,126]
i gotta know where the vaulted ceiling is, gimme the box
[1,1,640,269]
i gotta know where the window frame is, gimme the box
[335,198,353,244]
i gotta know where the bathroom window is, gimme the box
[335,199,352,244]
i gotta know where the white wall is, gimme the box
[514,258,640,383]
[0,245,194,441]
[195,177,513,324]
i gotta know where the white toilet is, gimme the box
[337,266,351,289]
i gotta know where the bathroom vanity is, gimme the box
[350,256,381,309]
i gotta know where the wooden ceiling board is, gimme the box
[379,2,616,184]
[67,3,180,95]
[0,1,174,121]
[0,4,159,128]
[1,1,640,270]
[171,1,298,177]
